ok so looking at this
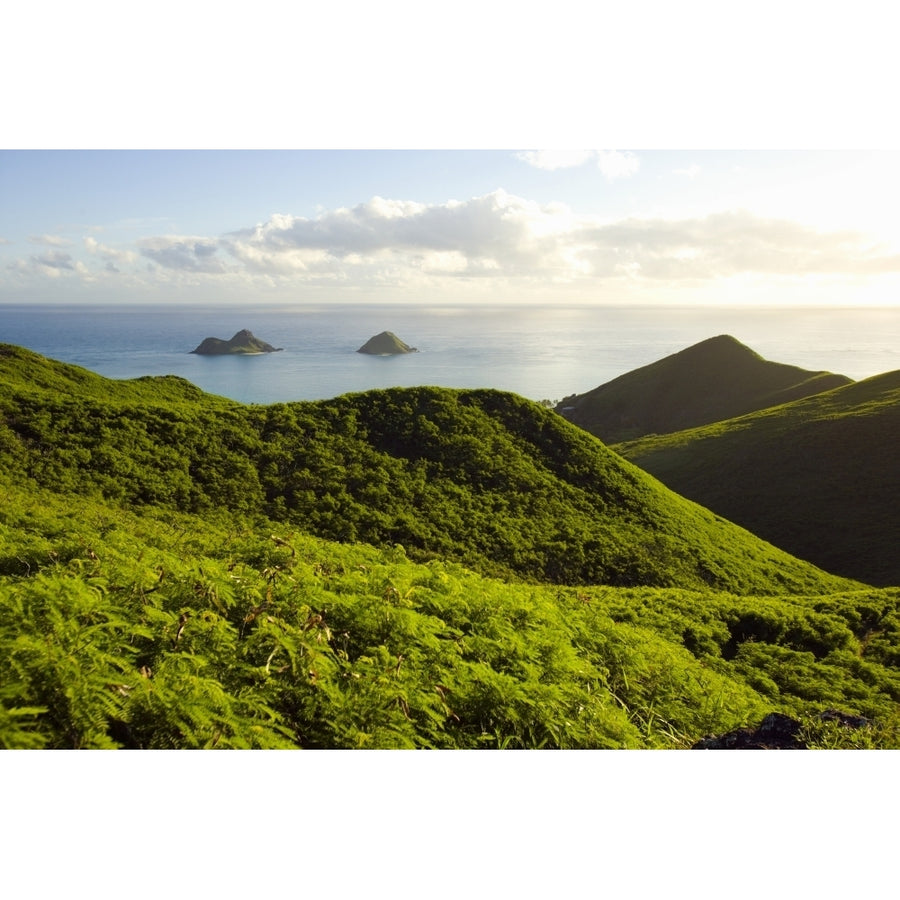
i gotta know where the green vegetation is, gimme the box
[615,370,900,586]
[1,342,898,749]
[558,334,851,443]
[0,344,857,594]
[2,477,898,749]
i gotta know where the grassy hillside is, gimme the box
[616,370,900,586]
[1,344,898,749]
[558,334,851,443]
[0,343,857,595]
[2,476,898,749]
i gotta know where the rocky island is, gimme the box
[191,329,283,355]
[356,331,418,355]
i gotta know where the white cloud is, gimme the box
[34,250,75,270]
[223,190,575,278]
[515,150,594,170]
[138,235,229,273]
[517,149,641,180]
[674,164,701,178]
[572,210,900,279]
[196,198,900,288]
[84,236,137,272]
[28,234,72,247]
[4,250,90,282]
[223,192,900,287]
[417,250,470,273]
[7,191,899,303]
[595,150,640,179]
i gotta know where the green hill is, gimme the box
[558,334,851,443]
[615,371,900,586]
[0,342,233,406]
[0,343,857,596]
[1,475,898,749]
[1,343,899,749]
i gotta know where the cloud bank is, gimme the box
[221,194,900,282]
[138,236,230,273]
[5,190,900,302]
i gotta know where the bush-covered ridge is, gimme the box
[1,478,898,749]
[558,334,852,443]
[0,344,857,595]
[615,369,900,586]
[2,343,896,749]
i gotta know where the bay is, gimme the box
[1,303,898,405]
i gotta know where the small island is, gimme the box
[356,331,418,355]
[191,329,283,355]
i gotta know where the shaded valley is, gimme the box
[615,370,900,586]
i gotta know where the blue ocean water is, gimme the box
[1,303,898,405]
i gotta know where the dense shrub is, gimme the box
[1,479,898,749]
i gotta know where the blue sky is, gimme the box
[3,149,900,307]
[3,3,899,308]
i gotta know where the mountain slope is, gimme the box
[558,335,852,443]
[0,342,237,406]
[615,371,900,586]
[0,344,859,595]
[4,475,899,749]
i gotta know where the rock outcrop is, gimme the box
[693,713,805,749]
[357,331,418,355]
[692,710,872,749]
[191,329,282,355]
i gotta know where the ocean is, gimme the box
[1,303,898,405]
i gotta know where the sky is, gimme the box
[2,2,899,312]
[3,148,900,307]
